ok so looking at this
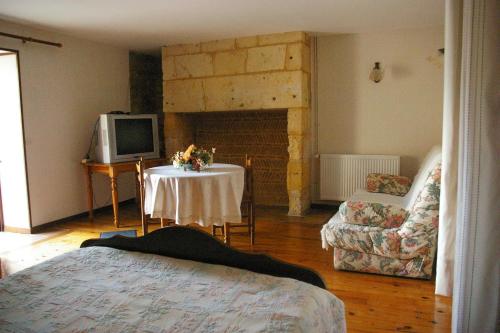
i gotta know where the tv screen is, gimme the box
[115,118,155,155]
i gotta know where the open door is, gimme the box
[0,48,31,232]
[0,171,3,232]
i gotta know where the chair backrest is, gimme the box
[243,154,254,201]
[403,146,442,209]
[136,158,145,190]
[410,162,441,213]
[400,163,442,236]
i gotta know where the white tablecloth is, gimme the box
[144,163,245,226]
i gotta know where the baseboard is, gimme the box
[3,226,32,234]
[311,203,340,210]
[31,199,136,234]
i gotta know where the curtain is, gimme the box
[452,0,499,330]
[435,0,461,297]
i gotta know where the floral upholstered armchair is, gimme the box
[321,147,442,279]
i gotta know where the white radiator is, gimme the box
[320,154,400,201]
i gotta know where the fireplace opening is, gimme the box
[167,110,289,206]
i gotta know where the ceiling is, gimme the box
[0,0,444,51]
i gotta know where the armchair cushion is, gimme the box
[326,223,378,254]
[366,173,412,196]
[339,201,409,229]
[325,222,402,258]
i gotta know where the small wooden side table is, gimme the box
[82,158,165,227]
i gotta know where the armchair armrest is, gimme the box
[339,201,409,229]
[366,173,412,196]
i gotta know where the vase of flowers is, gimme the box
[171,144,215,172]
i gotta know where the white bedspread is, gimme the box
[0,247,346,332]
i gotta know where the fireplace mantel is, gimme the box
[162,31,311,215]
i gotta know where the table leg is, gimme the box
[134,170,140,207]
[110,176,119,228]
[223,223,231,246]
[84,166,94,222]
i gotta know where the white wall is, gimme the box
[0,20,134,227]
[315,27,444,186]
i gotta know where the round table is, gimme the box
[144,163,245,227]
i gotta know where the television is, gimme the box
[96,114,160,163]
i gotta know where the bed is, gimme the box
[0,227,346,332]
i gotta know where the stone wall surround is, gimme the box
[162,31,311,216]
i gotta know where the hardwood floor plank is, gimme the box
[1,204,451,332]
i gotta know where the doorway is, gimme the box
[0,48,31,232]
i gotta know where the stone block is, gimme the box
[287,159,310,191]
[163,56,176,80]
[214,50,247,75]
[258,31,307,46]
[288,135,311,160]
[165,43,200,56]
[285,43,310,72]
[300,71,310,107]
[202,71,305,111]
[288,188,311,216]
[164,79,205,113]
[301,190,312,212]
[288,136,303,161]
[164,112,178,131]
[174,53,213,79]
[287,107,310,135]
[236,36,258,48]
[201,38,235,53]
[303,136,312,162]
[164,135,182,158]
[246,45,286,72]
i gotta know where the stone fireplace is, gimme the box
[162,31,311,215]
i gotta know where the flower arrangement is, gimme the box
[171,144,215,171]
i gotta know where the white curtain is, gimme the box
[452,0,499,330]
[435,0,461,296]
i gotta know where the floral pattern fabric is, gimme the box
[326,222,382,254]
[339,200,409,228]
[410,164,441,212]
[333,248,434,279]
[366,173,412,196]
[323,163,441,279]
[0,246,346,333]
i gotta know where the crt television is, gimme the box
[96,114,160,163]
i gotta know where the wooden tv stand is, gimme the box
[82,158,164,228]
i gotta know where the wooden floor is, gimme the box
[3,203,451,332]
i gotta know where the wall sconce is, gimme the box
[369,62,384,83]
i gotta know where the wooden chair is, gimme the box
[136,158,170,235]
[213,155,255,246]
